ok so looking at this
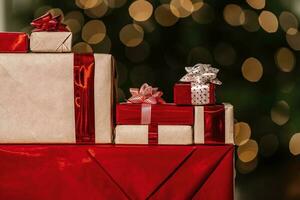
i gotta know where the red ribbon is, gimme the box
[74,54,95,143]
[204,105,225,143]
[31,12,68,32]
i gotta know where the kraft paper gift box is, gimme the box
[30,32,72,52]
[0,53,116,143]
[0,144,235,200]
[194,103,234,144]
[0,32,28,52]
[115,103,194,145]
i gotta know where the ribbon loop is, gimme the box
[127,83,166,104]
[31,12,68,32]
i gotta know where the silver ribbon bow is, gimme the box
[180,63,222,85]
[180,63,221,105]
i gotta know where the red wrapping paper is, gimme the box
[174,83,216,105]
[0,32,28,52]
[0,145,234,200]
[116,103,194,125]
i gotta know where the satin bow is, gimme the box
[180,63,222,85]
[31,12,68,32]
[127,83,166,104]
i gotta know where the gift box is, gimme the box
[174,63,221,105]
[0,32,28,52]
[0,53,116,143]
[194,103,234,144]
[0,144,235,200]
[30,12,72,52]
[115,84,194,145]
[174,82,215,105]
[30,32,72,52]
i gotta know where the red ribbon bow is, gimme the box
[31,12,68,32]
[127,83,165,104]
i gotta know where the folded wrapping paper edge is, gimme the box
[30,32,72,52]
[194,103,234,144]
[114,125,193,145]
[0,32,29,52]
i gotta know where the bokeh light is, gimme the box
[105,0,127,8]
[275,47,295,72]
[170,0,194,18]
[223,4,245,26]
[82,20,106,44]
[119,24,144,47]
[155,4,178,27]
[192,3,214,24]
[64,11,85,34]
[129,0,153,22]
[84,1,108,18]
[238,139,259,163]
[246,0,265,10]
[72,42,93,53]
[48,8,64,18]
[75,0,101,9]
[241,57,263,82]
[286,31,300,51]
[279,11,298,35]
[289,133,300,155]
[271,100,290,126]
[258,10,278,33]
[236,158,258,174]
[235,122,251,146]
[92,36,111,53]
[243,9,260,32]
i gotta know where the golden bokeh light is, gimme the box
[82,20,106,44]
[271,100,290,126]
[258,10,278,33]
[75,0,101,9]
[34,6,52,18]
[241,57,263,82]
[243,9,260,32]
[64,19,81,34]
[155,4,178,27]
[192,3,214,24]
[279,11,298,35]
[259,134,278,157]
[193,0,204,11]
[289,133,300,155]
[105,0,127,8]
[125,41,150,63]
[246,0,265,10]
[234,122,251,146]
[214,43,236,66]
[72,42,93,53]
[238,139,259,163]
[286,31,300,51]
[170,0,194,18]
[92,36,111,53]
[119,24,144,47]
[65,11,85,25]
[48,8,64,18]
[236,158,258,174]
[275,47,295,72]
[223,4,245,26]
[84,1,108,18]
[129,0,153,22]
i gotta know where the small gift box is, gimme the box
[0,32,28,52]
[30,13,72,52]
[174,64,221,105]
[115,83,194,145]
[0,53,116,144]
[194,103,234,144]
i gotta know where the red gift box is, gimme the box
[116,103,194,125]
[0,144,234,200]
[0,32,28,52]
[174,83,216,105]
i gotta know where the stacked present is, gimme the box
[0,12,235,200]
[115,64,234,145]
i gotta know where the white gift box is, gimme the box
[0,53,115,143]
[30,32,72,52]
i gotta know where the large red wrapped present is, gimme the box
[0,32,28,52]
[0,53,116,144]
[0,144,235,200]
[174,63,221,105]
[194,103,234,144]
[115,83,194,145]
